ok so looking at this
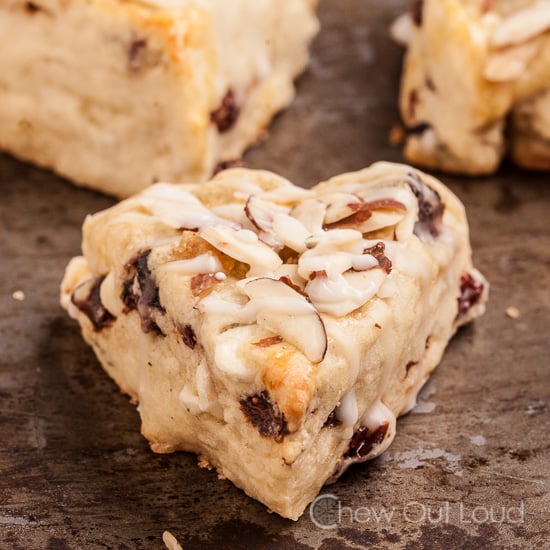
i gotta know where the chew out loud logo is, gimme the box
[309,494,525,530]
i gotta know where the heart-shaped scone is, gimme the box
[61,162,488,519]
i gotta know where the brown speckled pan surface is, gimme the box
[1,1,549,548]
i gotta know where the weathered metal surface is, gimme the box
[1,0,549,548]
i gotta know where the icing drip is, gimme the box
[244,278,327,363]
[305,269,386,317]
[200,225,282,277]
[328,400,397,483]
[361,399,396,436]
[323,320,361,382]
[139,183,237,231]
[159,254,222,276]
[336,390,359,428]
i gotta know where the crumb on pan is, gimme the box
[12,290,25,301]
[162,530,183,550]
[197,455,213,470]
[506,306,521,319]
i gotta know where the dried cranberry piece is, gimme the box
[179,324,197,350]
[324,199,406,232]
[364,242,392,274]
[240,391,289,443]
[410,0,424,26]
[211,90,240,133]
[24,2,41,13]
[406,172,445,239]
[121,250,165,335]
[323,409,342,429]
[346,423,389,459]
[72,276,115,332]
[457,272,485,318]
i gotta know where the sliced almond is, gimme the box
[323,193,364,225]
[299,252,355,279]
[199,226,282,277]
[245,195,287,233]
[325,199,407,233]
[290,199,327,235]
[244,278,327,363]
[139,183,236,231]
[159,254,222,276]
[271,214,311,253]
[298,229,364,280]
[490,2,550,48]
[484,41,540,82]
[305,229,364,254]
[259,184,311,203]
[245,195,311,252]
[305,269,386,317]
[273,264,307,290]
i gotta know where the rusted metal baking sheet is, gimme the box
[1,0,548,547]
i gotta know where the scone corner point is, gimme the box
[60,163,488,520]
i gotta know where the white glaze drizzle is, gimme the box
[323,319,362,382]
[336,390,359,428]
[159,254,222,276]
[328,399,397,483]
[490,1,550,48]
[244,278,327,363]
[200,225,282,277]
[139,183,237,231]
[114,170,442,386]
[305,269,386,317]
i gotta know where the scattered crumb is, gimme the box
[162,530,183,550]
[12,290,25,301]
[197,455,213,470]
[506,306,521,319]
[389,123,405,146]
[390,12,414,46]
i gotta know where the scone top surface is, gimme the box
[63,164,485,436]
[60,163,489,518]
